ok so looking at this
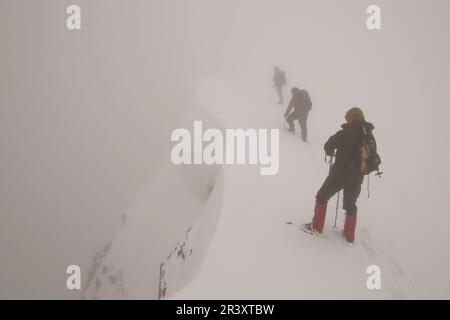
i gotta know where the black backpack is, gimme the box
[360,127,382,176]
[299,90,312,111]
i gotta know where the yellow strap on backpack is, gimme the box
[360,127,368,173]
[361,145,368,173]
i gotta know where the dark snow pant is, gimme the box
[316,170,364,214]
[287,111,308,141]
[275,85,284,104]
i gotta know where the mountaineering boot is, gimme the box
[312,202,327,234]
[299,222,320,236]
[285,126,294,133]
[343,213,357,243]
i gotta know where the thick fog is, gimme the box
[1,0,450,299]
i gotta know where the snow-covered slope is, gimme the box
[171,78,423,299]
[83,75,436,300]
[82,109,224,299]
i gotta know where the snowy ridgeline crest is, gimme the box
[159,225,197,299]
[83,222,201,300]
[82,157,224,299]
[83,242,128,298]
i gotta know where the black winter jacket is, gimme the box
[324,121,375,176]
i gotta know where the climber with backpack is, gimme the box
[300,107,381,243]
[272,66,287,105]
[284,87,312,142]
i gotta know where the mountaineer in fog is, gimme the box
[300,107,381,243]
[284,87,312,142]
[272,66,286,104]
